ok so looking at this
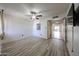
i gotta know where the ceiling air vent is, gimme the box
[52,16,59,19]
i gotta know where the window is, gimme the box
[37,23,41,30]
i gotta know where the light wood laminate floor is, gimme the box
[1,36,69,56]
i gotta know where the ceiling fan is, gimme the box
[25,11,43,20]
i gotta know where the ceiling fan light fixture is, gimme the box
[32,15,36,19]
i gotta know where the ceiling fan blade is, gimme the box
[36,15,42,17]
[31,11,36,14]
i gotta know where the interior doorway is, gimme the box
[52,24,60,39]
[47,19,65,40]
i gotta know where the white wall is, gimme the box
[33,19,47,39]
[73,27,79,56]
[40,20,47,39]
[67,26,79,56]
[67,25,73,55]
[65,25,79,56]
[4,14,33,42]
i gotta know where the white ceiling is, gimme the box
[0,3,70,19]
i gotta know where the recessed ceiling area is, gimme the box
[0,3,70,20]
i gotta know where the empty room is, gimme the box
[0,3,79,56]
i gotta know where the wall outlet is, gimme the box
[21,34,24,38]
[40,34,42,36]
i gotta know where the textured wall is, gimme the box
[4,14,33,43]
